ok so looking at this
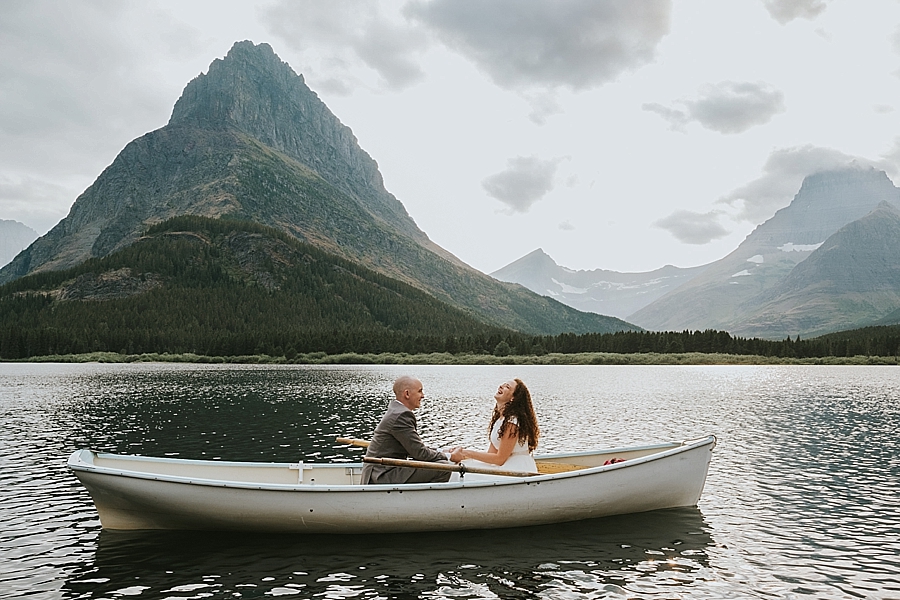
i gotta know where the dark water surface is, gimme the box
[1,363,898,599]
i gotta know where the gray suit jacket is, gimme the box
[360,400,447,484]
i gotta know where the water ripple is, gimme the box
[1,364,899,599]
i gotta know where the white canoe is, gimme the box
[67,435,716,533]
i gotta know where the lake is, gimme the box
[1,363,898,599]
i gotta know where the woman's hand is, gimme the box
[457,426,519,466]
[449,446,465,463]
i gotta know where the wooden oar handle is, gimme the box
[336,437,370,447]
[363,456,538,478]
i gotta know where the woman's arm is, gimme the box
[461,425,519,466]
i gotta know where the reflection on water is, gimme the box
[1,363,900,599]
[65,509,713,599]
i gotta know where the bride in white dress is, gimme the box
[455,378,540,473]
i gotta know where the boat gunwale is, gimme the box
[67,435,716,493]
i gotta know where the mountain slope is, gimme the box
[731,202,900,338]
[0,41,632,335]
[628,167,900,333]
[0,220,37,268]
[492,248,708,319]
[0,217,513,358]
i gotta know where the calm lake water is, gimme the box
[1,363,898,599]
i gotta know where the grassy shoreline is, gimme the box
[6,351,899,366]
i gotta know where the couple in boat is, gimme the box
[360,375,540,484]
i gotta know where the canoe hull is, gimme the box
[69,436,715,533]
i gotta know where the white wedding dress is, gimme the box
[462,416,537,474]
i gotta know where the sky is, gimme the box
[3,0,900,274]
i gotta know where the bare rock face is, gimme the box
[168,41,424,243]
[56,268,163,301]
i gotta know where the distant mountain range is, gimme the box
[492,249,708,320]
[0,41,634,337]
[497,167,900,339]
[11,40,893,342]
[0,220,37,268]
[630,167,900,337]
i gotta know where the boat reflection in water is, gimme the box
[65,508,715,598]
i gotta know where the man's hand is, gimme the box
[449,446,465,463]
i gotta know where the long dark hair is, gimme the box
[490,378,540,452]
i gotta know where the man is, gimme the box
[360,375,463,484]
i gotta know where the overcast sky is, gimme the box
[3,0,900,273]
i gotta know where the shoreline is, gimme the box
[5,351,899,366]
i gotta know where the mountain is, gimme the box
[0,41,633,336]
[870,307,900,327]
[628,167,900,335]
[730,202,900,338]
[0,220,38,268]
[0,217,515,359]
[492,248,708,320]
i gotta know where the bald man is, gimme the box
[360,376,459,484]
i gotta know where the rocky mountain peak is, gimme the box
[169,40,424,242]
[494,248,559,275]
[492,247,708,320]
[872,199,900,213]
[170,41,308,131]
[795,165,893,197]
[748,166,900,248]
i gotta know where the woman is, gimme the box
[456,378,540,473]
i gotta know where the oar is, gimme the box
[336,437,369,448]
[363,456,539,478]
[340,436,542,477]
[339,436,584,475]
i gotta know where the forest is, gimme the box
[2,217,899,360]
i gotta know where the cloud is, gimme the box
[482,156,563,213]
[644,81,785,134]
[405,0,671,92]
[876,138,900,179]
[719,145,882,223]
[559,220,575,231]
[653,210,729,245]
[1,3,151,152]
[642,102,691,130]
[262,1,428,92]
[0,2,199,150]
[523,91,563,125]
[763,0,829,24]
[263,0,670,120]
[0,1,206,231]
[0,176,76,233]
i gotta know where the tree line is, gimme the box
[1,216,899,360]
[4,305,899,361]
